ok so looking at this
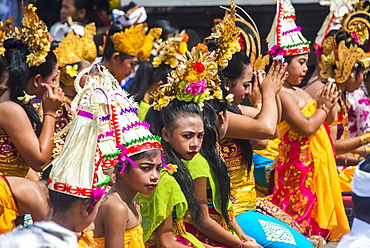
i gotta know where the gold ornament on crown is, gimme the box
[0,16,14,56]
[112,24,162,62]
[54,23,97,85]
[319,9,370,83]
[205,0,241,69]
[152,30,188,68]
[13,5,50,67]
[54,23,97,68]
[152,44,222,111]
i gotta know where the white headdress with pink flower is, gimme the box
[266,0,311,57]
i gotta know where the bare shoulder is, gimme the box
[100,193,129,216]
[0,101,31,131]
[6,177,45,203]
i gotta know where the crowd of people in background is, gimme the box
[0,0,370,247]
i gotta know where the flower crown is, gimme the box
[112,24,162,62]
[16,5,50,66]
[152,30,188,68]
[152,44,222,111]
[206,0,241,69]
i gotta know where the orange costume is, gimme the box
[0,173,18,233]
[95,225,145,248]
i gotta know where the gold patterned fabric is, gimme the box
[35,97,73,160]
[0,135,28,177]
[95,225,145,248]
[78,231,97,248]
[219,138,256,215]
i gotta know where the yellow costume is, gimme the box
[95,225,145,248]
[78,231,96,248]
[0,135,28,177]
[271,99,349,240]
[0,173,18,233]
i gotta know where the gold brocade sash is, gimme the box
[183,210,234,231]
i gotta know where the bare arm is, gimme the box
[156,215,195,248]
[0,84,63,171]
[226,62,287,140]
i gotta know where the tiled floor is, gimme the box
[323,242,339,247]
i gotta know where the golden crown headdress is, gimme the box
[152,44,222,111]
[54,23,97,85]
[0,16,14,56]
[152,30,188,68]
[319,9,370,83]
[13,5,50,67]
[112,24,162,62]
[206,0,241,69]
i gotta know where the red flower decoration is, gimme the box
[193,61,205,73]
[238,34,245,51]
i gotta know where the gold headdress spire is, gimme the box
[112,24,162,62]
[206,0,241,69]
[152,44,222,111]
[152,30,188,68]
[14,5,50,66]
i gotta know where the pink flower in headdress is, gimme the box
[116,144,137,174]
[315,46,324,57]
[184,79,207,95]
[90,187,106,208]
[267,45,284,57]
[350,32,359,44]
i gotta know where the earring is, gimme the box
[84,211,89,217]
[225,86,230,91]
[351,72,354,78]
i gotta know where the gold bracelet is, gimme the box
[317,106,328,115]
[365,146,370,154]
[254,102,262,110]
[360,133,370,146]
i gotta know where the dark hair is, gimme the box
[145,100,203,227]
[216,48,253,175]
[102,22,134,62]
[4,38,57,136]
[149,19,179,40]
[73,0,109,27]
[202,99,231,227]
[127,61,171,103]
[116,149,162,174]
[49,190,81,215]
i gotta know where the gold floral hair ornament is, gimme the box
[206,0,241,69]
[152,30,188,68]
[319,9,370,83]
[0,16,14,56]
[13,5,50,67]
[54,23,97,85]
[112,24,162,62]
[152,44,222,111]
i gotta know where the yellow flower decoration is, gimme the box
[65,64,79,78]
[17,91,36,104]
[166,163,178,175]
[225,93,234,102]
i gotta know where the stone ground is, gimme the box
[323,242,339,247]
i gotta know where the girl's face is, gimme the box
[229,65,253,105]
[286,54,308,85]
[115,57,139,82]
[43,63,60,86]
[345,67,365,93]
[163,115,204,161]
[123,152,162,195]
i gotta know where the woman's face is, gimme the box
[60,0,84,23]
[123,153,162,195]
[345,67,365,93]
[286,54,309,86]
[229,64,253,105]
[115,56,139,82]
[163,115,204,161]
